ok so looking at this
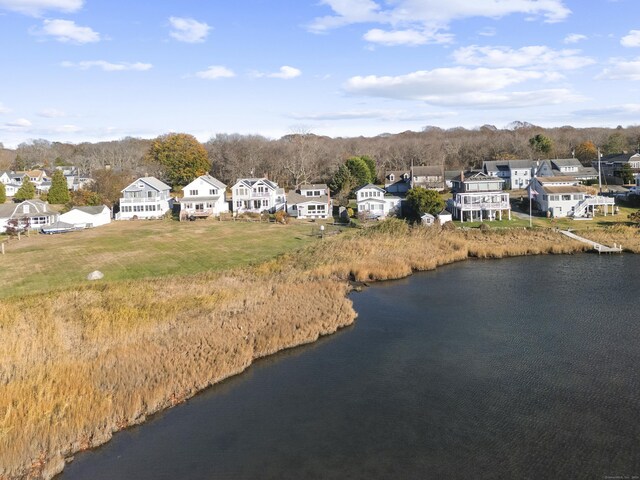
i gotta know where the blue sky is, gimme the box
[0,0,639,147]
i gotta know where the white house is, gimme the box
[530,176,614,218]
[180,175,228,220]
[287,184,331,219]
[483,160,534,190]
[355,184,402,219]
[0,171,21,197]
[438,209,453,225]
[117,177,172,220]
[449,171,511,222]
[59,205,111,228]
[0,200,58,233]
[420,213,436,226]
[231,178,286,214]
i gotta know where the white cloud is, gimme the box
[564,33,587,44]
[309,0,571,45]
[363,28,453,46]
[5,118,32,127]
[253,66,302,79]
[53,124,81,133]
[169,17,211,43]
[621,30,640,48]
[345,67,555,100]
[61,60,153,71]
[196,65,235,79]
[597,57,640,81]
[38,108,65,118]
[0,0,82,16]
[453,45,594,70]
[34,19,100,43]
[478,27,497,37]
[289,109,456,121]
[268,66,301,79]
[418,89,584,108]
[573,104,640,117]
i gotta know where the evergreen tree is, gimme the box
[0,183,6,204]
[14,178,36,201]
[345,156,373,186]
[329,164,355,206]
[405,187,445,219]
[360,155,377,183]
[47,169,70,204]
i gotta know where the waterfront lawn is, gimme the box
[0,219,321,299]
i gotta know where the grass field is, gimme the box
[0,219,326,299]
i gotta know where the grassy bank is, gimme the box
[0,221,600,479]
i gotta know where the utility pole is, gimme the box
[597,147,602,195]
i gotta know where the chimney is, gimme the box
[460,170,465,182]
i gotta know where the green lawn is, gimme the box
[0,219,326,299]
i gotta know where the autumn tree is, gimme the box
[145,133,210,188]
[14,178,36,201]
[528,134,553,157]
[47,169,70,204]
[574,141,598,163]
[0,183,6,203]
[90,169,134,207]
[405,187,445,219]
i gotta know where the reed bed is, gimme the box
[0,222,588,479]
[577,225,640,253]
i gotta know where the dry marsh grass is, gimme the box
[0,221,588,479]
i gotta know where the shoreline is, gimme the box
[0,224,622,480]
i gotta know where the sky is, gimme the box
[0,0,639,147]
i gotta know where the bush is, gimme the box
[367,217,410,235]
[274,210,289,224]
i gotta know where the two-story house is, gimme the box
[530,176,614,218]
[384,165,445,194]
[449,171,511,222]
[179,175,228,220]
[482,160,534,190]
[117,177,172,220]
[286,184,331,219]
[355,184,401,219]
[0,200,58,232]
[231,178,286,214]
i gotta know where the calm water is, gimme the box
[60,255,640,480]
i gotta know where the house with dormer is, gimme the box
[117,177,172,220]
[179,175,228,220]
[384,165,445,194]
[355,184,401,219]
[530,176,614,218]
[286,184,331,219]
[231,178,286,214]
[0,200,58,232]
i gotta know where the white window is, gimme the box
[389,174,394,181]
[262,199,269,207]
[189,190,198,196]
[209,189,217,195]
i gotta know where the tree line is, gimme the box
[1,123,639,207]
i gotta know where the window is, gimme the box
[562,195,571,201]
[308,205,317,212]
[189,190,198,196]
[317,205,326,212]
[389,174,394,181]
[209,189,217,195]
[262,199,269,207]
[147,191,154,198]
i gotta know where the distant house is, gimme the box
[537,158,598,182]
[355,184,401,219]
[231,178,286,214]
[438,209,453,225]
[482,160,534,190]
[0,200,58,233]
[287,184,331,219]
[420,213,436,226]
[117,177,172,220]
[530,176,614,218]
[179,175,228,220]
[592,152,640,182]
[0,171,21,197]
[59,205,111,228]
[384,165,445,194]
[449,171,511,222]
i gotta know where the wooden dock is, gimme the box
[559,230,623,254]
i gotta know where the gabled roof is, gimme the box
[355,183,385,193]
[122,177,171,193]
[287,191,330,205]
[550,158,583,168]
[299,183,328,190]
[452,171,501,183]
[233,177,278,190]
[385,166,443,179]
[197,175,226,190]
[536,176,579,184]
[73,205,110,215]
[542,185,587,194]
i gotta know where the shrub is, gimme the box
[274,210,289,224]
